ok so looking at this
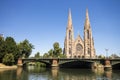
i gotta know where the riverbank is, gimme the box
[0,63,17,69]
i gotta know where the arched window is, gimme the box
[87,30,89,39]
[69,30,71,39]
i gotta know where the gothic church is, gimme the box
[64,9,96,58]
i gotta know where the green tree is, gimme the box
[48,49,53,58]
[4,37,19,63]
[98,55,105,59]
[43,53,49,58]
[59,53,66,58]
[43,42,65,58]
[0,36,34,65]
[18,39,34,58]
[35,52,40,58]
[2,53,15,65]
[0,37,5,62]
[5,37,17,53]
[110,53,119,58]
[53,42,62,57]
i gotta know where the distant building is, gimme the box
[64,9,96,58]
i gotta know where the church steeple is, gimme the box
[84,8,95,58]
[67,8,73,28]
[66,8,74,40]
[86,8,89,21]
[84,8,90,29]
[64,8,74,58]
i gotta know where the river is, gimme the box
[0,66,120,80]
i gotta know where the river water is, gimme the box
[0,66,120,80]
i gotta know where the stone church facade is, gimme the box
[64,9,96,58]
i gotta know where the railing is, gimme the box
[22,57,120,60]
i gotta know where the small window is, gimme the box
[69,30,71,39]
[87,30,89,39]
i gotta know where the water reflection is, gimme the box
[0,69,16,80]
[17,67,23,80]
[104,70,112,79]
[59,69,96,80]
[51,67,59,80]
[0,66,120,80]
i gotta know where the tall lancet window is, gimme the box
[88,48,90,54]
[69,48,71,54]
[87,30,89,39]
[69,30,71,39]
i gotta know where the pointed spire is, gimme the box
[67,8,72,28]
[84,8,90,29]
[86,8,89,22]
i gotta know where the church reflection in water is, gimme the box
[0,66,117,80]
[14,66,119,80]
[51,68,112,80]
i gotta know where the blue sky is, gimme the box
[0,0,120,57]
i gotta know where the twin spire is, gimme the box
[65,8,95,58]
[67,8,90,29]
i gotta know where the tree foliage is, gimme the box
[53,42,62,57]
[2,53,15,65]
[43,42,65,58]
[98,55,105,59]
[110,53,119,58]
[18,39,34,58]
[35,52,40,58]
[43,53,49,58]
[0,36,34,65]
[4,37,19,61]
[48,49,53,57]
[0,37,5,62]
[5,37,17,53]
